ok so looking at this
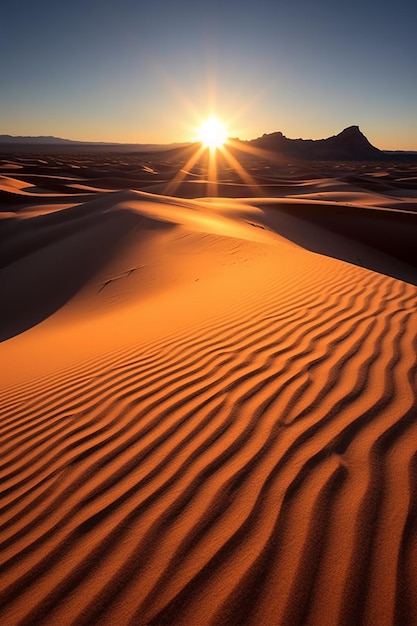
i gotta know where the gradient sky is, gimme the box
[1,0,416,149]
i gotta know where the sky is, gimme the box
[1,0,416,149]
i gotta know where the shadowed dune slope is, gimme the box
[1,154,417,626]
[0,204,175,341]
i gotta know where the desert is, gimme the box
[1,133,417,625]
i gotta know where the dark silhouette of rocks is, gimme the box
[249,126,385,161]
[1,128,416,160]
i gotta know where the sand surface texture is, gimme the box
[1,148,417,626]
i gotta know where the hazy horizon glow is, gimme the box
[1,0,416,150]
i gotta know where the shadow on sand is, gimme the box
[0,205,171,342]
[258,201,417,286]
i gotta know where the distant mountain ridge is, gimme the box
[0,135,92,145]
[0,135,190,152]
[249,126,384,161]
[1,127,416,160]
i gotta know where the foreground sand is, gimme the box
[1,149,417,625]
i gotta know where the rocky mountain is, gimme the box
[249,126,383,161]
[2,127,414,160]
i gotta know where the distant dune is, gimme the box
[1,148,417,625]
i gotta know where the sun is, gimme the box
[197,116,228,149]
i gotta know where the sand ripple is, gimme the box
[1,154,417,625]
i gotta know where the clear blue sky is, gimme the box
[1,0,416,149]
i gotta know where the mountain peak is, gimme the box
[340,125,360,132]
[337,125,364,138]
[251,126,382,160]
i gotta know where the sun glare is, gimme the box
[197,116,227,149]
[166,113,263,197]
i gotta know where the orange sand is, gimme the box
[1,150,417,626]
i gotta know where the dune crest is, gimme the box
[1,152,417,625]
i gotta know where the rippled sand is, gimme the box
[1,150,417,625]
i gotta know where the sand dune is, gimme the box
[1,151,417,625]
